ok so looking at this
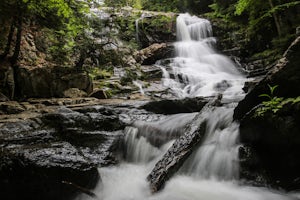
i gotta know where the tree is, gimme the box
[0,0,92,99]
[235,0,300,37]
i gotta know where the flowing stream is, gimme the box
[79,13,299,200]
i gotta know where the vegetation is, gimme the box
[0,0,299,100]
[256,85,300,116]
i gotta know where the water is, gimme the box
[79,107,297,200]
[133,80,145,95]
[157,13,246,100]
[135,13,153,47]
[180,106,240,180]
[78,13,298,200]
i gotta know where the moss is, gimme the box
[142,15,176,34]
[92,69,113,80]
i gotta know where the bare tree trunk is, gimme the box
[11,15,23,66]
[0,18,16,60]
[10,11,23,100]
[268,0,282,36]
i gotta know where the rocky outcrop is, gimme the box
[234,36,300,120]
[147,112,207,192]
[134,43,173,65]
[141,97,209,114]
[16,65,93,98]
[239,102,300,190]
[0,105,125,200]
[136,14,176,48]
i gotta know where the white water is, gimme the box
[133,80,145,95]
[180,106,240,180]
[79,106,296,200]
[78,13,298,200]
[158,13,246,100]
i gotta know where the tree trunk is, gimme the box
[75,51,86,71]
[0,18,16,60]
[11,15,23,66]
[268,0,282,36]
[10,11,23,100]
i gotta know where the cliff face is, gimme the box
[235,37,300,190]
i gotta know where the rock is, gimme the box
[0,105,127,199]
[89,89,108,99]
[0,119,99,200]
[141,97,209,114]
[234,36,300,120]
[0,101,25,114]
[42,106,125,132]
[134,43,174,65]
[136,14,176,48]
[239,102,300,190]
[140,65,163,80]
[0,92,9,102]
[63,88,87,98]
[147,112,207,192]
[16,65,93,98]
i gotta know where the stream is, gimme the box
[78,13,299,200]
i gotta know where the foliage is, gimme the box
[256,85,283,116]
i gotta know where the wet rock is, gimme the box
[234,36,300,120]
[141,97,208,114]
[0,104,127,199]
[0,143,99,200]
[147,112,207,192]
[140,65,163,80]
[0,118,99,200]
[239,102,300,190]
[42,106,125,132]
[16,66,93,98]
[134,43,174,65]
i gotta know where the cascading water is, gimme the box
[157,13,246,100]
[79,13,299,200]
[180,105,240,180]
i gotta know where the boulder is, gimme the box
[63,88,87,98]
[0,119,99,200]
[0,101,25,114]
[134,43,174,65]
[239,102,300,190]
[140,65,163,80]
[147,112,207,192]
[89,89,108,99]
[234,36,300,120]
[0,105,126,199]
[16,66,93,98]
[136,14,177,48]
[141,97,209,114]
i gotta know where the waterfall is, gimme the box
[135,13,152,47]
[158,13,246,100]
[133,80,145,95]
[180,106,240,180]
[79,13,298,200]
[135,17,141,45]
